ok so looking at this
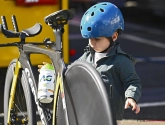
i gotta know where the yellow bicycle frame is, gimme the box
[7,60,22,124]
[7,64,68,125]
[52,72,69,125]
[7,61,68,125]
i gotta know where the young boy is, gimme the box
[77,2,141,120]
[39,2,141,121]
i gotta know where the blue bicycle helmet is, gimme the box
[80,2,124,38]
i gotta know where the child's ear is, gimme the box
[112,32,118,41]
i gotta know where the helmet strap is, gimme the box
[109,37,115,47]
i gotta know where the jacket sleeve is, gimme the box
[77,54,85,61]
[118,56,142,102]
[77,52,88,61]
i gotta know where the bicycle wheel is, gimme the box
[56,61,116,125]
[4,59,36,125]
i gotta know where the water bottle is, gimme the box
[38,63,55,103]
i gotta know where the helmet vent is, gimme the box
[91,12,94,16]
[94,6,97,8]
[85,11,88,15]
[81,26,82,30]
[100,8,104,12]
[87,27,91,31]
[102,3,107,5]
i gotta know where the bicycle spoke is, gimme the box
[16,83,25,111]
[11,81,28,124]
[14,103,26,119]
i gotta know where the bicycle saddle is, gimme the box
[44,10,74,28]
[0,23,42,38]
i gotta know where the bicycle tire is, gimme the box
[4,59,36,125]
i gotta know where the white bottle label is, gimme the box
[38,69,55,103]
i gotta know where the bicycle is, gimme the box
[0,10,116,125]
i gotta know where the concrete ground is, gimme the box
[121,120,165,125]
[36,120,165,125]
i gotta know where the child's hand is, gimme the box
[125,98,140,114]
[38,62,48,72]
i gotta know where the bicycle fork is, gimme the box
[7,60,21,124]
[53,72,70,125]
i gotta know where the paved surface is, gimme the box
[37,120,165,125]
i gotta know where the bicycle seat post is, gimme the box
[53,25,64,52]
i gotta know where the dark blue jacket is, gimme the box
[78,43,142,120]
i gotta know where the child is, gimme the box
[39,2,142,121]
[77,2,141,120]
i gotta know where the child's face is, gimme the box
[89,37,110,52]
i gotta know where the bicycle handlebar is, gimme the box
[1,16,8,30]
[0,41,55,47]
[11,15,19,32]
[0,22,42,38]
[0,10,74,51]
